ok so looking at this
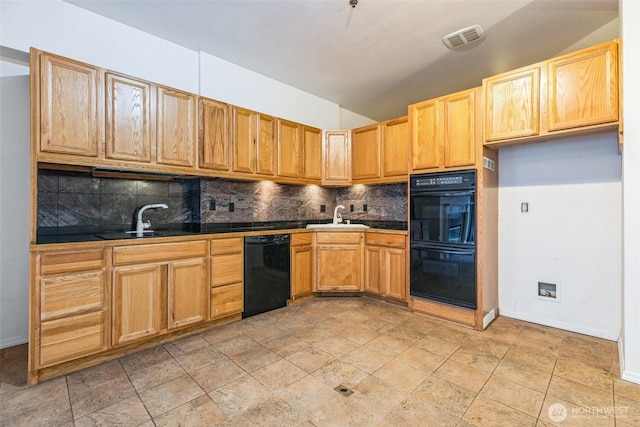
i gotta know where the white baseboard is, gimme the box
[498,309,619,341]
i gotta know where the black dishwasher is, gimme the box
[243,234,291,318]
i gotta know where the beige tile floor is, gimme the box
[2,297,640,426]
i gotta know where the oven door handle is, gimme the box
[411,244,475,256]
[410,190,475,197]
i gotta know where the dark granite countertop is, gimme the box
[36,220,408,244]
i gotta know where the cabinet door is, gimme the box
[105,72,153,163]
[316,245,362,291]
[383,247,407,301]
[277,119,302,178]
[303,126,322,180]
[256,114,276,176]
[39,52,102,158]
[112,264,163,345]
[200,98,230,171]
[443,90,476,168]
[547,41,618,131]
[168,258,207,329]
[352,124,381,180]
[410,99,439,171]
[364,245,382,295]
[484,66,540,142]
[291,245,313,297]
[382,117,409,177]
[233,107,256,174]
[323,130,351,185]
[156,87,197,167]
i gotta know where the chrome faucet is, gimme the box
[333,205,345,224]
[136,204,168,237]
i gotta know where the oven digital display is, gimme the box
[415,176,464,187]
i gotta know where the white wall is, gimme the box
[498,133,622,340]
[620,0,640,384]
[0,75,30,348]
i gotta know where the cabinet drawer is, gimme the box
[211,283,243,318]
[211,237,243,255]
[40,249,105,275]
[316,232,362,245]
[40,311,105,367]
[211,254,243,287]
[291,233,313,247]
[365,233,406,248]
[40,271,104,322]
[113,241,207,265]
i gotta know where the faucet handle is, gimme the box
[142,220,151,230]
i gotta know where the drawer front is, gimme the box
[113,241,207,265]
[365,233,406,248]
[291,233,313,247]
[210,283,243,318]
[316,232,362,245]
[40,311,105,367]
[211,254,243,287]
[40,249,105,275]
[211,237,243,256]
[41,271,105,321]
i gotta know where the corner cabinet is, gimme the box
[111,241,208,345]
[364,233,408,301]
[483,39,620,147]
[322,130,351,186]
[410,88,480,173]
[315,232,363,292]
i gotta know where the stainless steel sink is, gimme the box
[306,223,370,229]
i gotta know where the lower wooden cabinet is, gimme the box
[316,232,363,292]
[210,238,244,318]
[364,233,408,301]
[111,240,208,346]
[34,249,108,369]
[291,233,314,298]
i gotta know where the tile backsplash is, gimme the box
[37,169,407,230]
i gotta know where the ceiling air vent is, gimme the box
[443,24,485,49]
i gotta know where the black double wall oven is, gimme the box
[409,170,477,309]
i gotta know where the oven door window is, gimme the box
[410,245,476,309]
[410,192,475,245]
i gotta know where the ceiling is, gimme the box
[63,0,618,121]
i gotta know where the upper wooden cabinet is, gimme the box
[36,50,103,160]
[231,106,276,177]
[322,130,351,186]
[199,98,230,171]
[352,124,381,181]
[547,41,619,131]
[156,86,197,168]
[276,119,322,183]
[351,116,409,184]
[105,72,154,163]
[303,126,322,181]
[484,39,620,147]
[410,88,479,172]
[382,116,409,178]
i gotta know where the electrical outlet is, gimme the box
[320,204,326,213]
[363,204,367,212]
[229,202,235,212]
[209,199,216,210]
[350,204,354,212]
[521,202,529,213]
